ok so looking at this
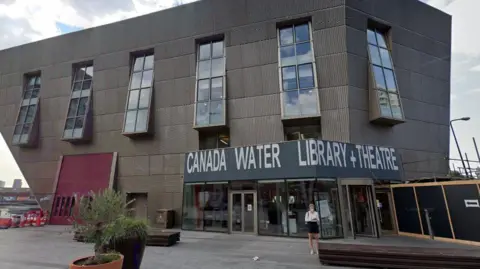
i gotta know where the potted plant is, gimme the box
[70,189,148,269]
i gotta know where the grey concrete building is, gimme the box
[0,0,450,237]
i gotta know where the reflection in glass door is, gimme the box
[349,185,377,237]
[229,192,257,234]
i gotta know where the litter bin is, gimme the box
[156,209,175,229]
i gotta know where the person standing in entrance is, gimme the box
[305,203,320,255]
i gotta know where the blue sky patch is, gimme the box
[56,22,83,34]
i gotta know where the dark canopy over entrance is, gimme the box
[183,139,403,183]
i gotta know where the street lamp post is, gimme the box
[450,117,470,178]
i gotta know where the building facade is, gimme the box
[0,0,450,237]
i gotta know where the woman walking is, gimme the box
[305,203,320,255]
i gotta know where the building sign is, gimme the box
[184,139,403,182]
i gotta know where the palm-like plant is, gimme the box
[71,189,148,265]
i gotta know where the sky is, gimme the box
[0,0,479,187]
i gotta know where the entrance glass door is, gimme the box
[349,185,377,237]
[229,191,257,234]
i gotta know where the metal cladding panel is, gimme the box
[184,139,403,182]
[50,153,114,225]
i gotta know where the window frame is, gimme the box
[12,74,42,146]
[366,28,405,123]
[277,21,321,120]
[122,52,155,135]
[199,131,230,150]
[193,39,227,128]
[62,63,94,141]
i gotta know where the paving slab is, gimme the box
[0,226,349,269]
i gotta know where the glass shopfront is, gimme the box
[181,178,343,238]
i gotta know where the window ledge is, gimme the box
[193,122,228,130]
[12,141,37,148]
[370,116,405,126]
[122,130,152,138]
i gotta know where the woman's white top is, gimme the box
[305,211,320,223]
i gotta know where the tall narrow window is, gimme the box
[13,75,41,146]
[199,131,230,150]
[278,22,320,119]
[63,64,93,140]
[194,40,226,127]
[367,28,404,122]
[123,53,154,134]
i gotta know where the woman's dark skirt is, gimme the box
[307,221,319,234]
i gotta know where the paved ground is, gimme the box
[0,226,477,269]
[0,226,348,269]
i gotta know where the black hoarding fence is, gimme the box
[391,180,480,245]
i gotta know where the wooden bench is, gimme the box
[74,230,181,247]
[318,243,480,269]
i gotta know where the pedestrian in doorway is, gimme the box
[305,203,320,255]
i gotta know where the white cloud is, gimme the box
[0,0,200,50]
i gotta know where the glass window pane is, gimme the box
[135,109,148,132]
[73,82,82,91]
[377,91,392,117]
[63,129,73,139]
[35,76,41,86]
[210,78,223,100]
[211,58,224,77]
[73,128,83,139]
[20,134,29,144]
[23,90,32,99]
[203,183,228,232]
[280,27,294,46]
[196,102,209,126]
[124,111,137,133]
[22,123,31,135]
[198,60,211,79]
[197,79,210,101]
[14,125,23,135]
[182,184,205,231]
[85,66,93,80]
[12,134,20,144]
[25,105,36,123]
[138,88,151,109]
[389,94,402,119]
[75,68,85,82]
[128,90,140,110]
[131,72,142,89]
[199,44,211,60]
[210,101,224,125]
[144,55,154,70]
[367,29,377,45]
[68,99,79,117]
[212,41,224,58]
[28,77,36,86]
[31,89,39,98]
[258,181,288,236]
[280,45,296,67]
[17,106,28,124]
[368,45,381,66]
[81,89,90,97]
[379,48,392,68]
[384,69,397,92]
[133,57,144,72]
[287,179,316,236]
[298,64,314,89]
[299,89,319,116]
[372,66,386,90]
[77,97,88,116]
[82,80,92,90]
[141,70,153,88]
[376,32,387,48]
[296,43,312,65]
[295,24,310,43]
[282,66,297,91]
[283,90,300,117]
[65,118,75,130]
[74,117,84,129]
[316,179,343,238]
